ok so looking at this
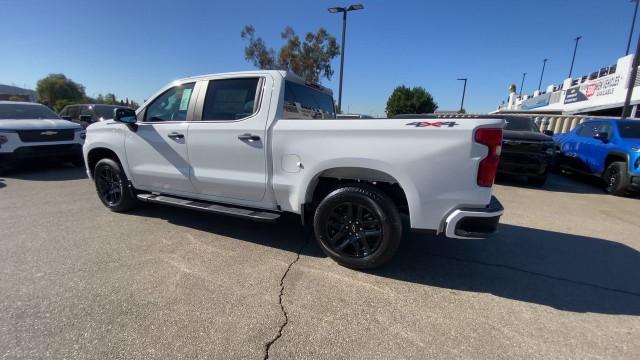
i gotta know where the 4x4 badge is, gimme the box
[406,121,459,128]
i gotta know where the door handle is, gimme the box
[237,133,261,142]
[167,132,184,139]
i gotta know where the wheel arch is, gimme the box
[604,151,629,173]
[300,165,415,224]
[86,147,124,179]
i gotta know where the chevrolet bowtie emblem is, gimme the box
[40,131,58,135]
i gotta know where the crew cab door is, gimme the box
[124,82,198,194]
[583,122,613,174]
[187,76,269,202]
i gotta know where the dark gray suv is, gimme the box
[59,104,122,128]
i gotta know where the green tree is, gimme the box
[241,25,340,83]
[95,94,105,104]
[36,74,86,111]
[104,93,117,105]
[385,86,438,117]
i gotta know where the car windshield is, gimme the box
[617,121,640,138]
[93,106,117,119]
[504,117,539,132]
[0,103,60,120]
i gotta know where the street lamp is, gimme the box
[569,36,582,78]
[622,10,640,118]
[328,4,365,113]
[519,72,527,97]
[456,78,467,113]
[627,0,639,55]
[538,58,548,91]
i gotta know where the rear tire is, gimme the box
[93,158,138,212]
[603,161,630,196]
[313,185,402,269]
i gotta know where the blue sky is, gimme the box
[0,0,637,115]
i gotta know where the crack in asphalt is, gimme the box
[428,252,640,298]
[263,239,308,360]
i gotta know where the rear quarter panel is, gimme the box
[270,118,505,231]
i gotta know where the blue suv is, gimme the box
[554,119,640,195]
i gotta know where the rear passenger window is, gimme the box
[283,81,336,119]
[144,83,195,122]
[202,78,260,120]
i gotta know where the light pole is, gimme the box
[328,4,364,114]
[569,36,582,78]
[456,78,467,113]
[627,0,639,55]
[538,58,548,91]
[519,72,527,97]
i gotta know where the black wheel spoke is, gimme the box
[335,236,352,251]
[364,229,381,238]
[358,236,371,254]
[346,203,354,220]
[323,201,383,259]
[330,229,347,243]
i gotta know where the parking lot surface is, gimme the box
[1,166,639,359]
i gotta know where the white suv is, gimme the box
[0,101,86,172]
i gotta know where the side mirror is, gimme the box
[114,108,137,124]
[593,132,609,143]
[543,130,554,136]
[61,115,72,120]
[79,114,92,122]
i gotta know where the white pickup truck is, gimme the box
[83,70,504,269]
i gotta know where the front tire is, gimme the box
[93,158,138,212]
[313,185,402,270]
[603,161,630,196]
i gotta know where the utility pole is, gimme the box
[569,36,582,78]
[328,4,364,114]
[622,22,640,118]
[457,78,467,113]
[627,0,639,56]
[519,72,527,97]
[538,58,548,91]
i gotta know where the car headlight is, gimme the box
[75,128,86,140]
[631,146,640,152]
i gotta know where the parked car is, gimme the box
[0,101,85,172]
[59,104,122,128]
[554,118,640,195]
[498,115,555,186]
[83,70,505,269]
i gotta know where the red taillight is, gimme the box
[475,128,503,187]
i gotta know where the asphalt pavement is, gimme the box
[1,165,639,359]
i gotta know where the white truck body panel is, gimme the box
[83,70,504,234]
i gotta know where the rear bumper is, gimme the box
[444,196,504,239]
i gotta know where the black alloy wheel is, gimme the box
[323,202,383,258]
[93,158,138,212]
[313,185,402,269]
[95,163,123,206]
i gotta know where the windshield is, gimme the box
[0,103,60,120]
[504,117,539,132]
[93,106,118,119]
[617,121,640,138]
